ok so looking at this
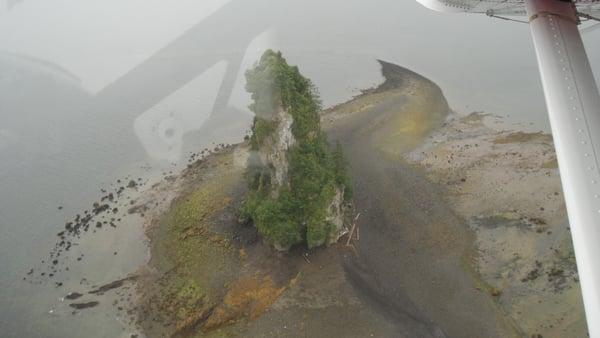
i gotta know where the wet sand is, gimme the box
[324,61,516,337]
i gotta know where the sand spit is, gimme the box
[132,60,585,338]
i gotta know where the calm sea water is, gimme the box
[1,0,599,337]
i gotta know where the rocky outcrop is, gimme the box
[243,50,351,250]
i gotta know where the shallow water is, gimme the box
[0,0,599,337]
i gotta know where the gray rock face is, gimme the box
[257,107,296,196]
[326,187,346,245]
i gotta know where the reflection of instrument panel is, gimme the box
[133,61,227,162]
[132,28,276,161]
[90,0,276,161]
[157,117,182,148]
[416,1,600,336]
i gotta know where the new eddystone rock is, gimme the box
[240,50,352,251]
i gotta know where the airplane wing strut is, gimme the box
[526,2,600,335]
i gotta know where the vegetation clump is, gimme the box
[241,50,352,250]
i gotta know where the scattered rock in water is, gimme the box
[69,301,99,310]
[89,275,138,295]
[65,292,84,300]
[127,203,148,215]
[34,171,152,285]
[92,203,110,215]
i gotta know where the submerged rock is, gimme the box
[65,292,83,300]
[69,301,99,310]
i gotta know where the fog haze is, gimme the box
[0,0,598,336]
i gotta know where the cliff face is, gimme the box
[256,107,295,193]
[249,104,347,250]
[242,50,351,250]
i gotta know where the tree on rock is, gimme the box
[241,50,352,250]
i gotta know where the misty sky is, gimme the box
[0,0,599,127]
